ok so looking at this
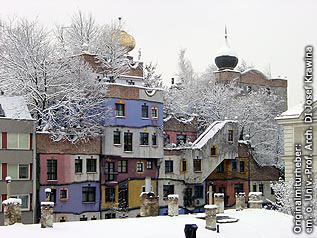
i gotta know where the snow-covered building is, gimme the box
[213,28,288,112]
[37,134,102,222]
[276,99,317,181]
[159,120,239,213]
[0,96,36,225]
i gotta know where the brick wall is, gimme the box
[36,133,101,154]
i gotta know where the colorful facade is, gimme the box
[0,96,35,225]
[37,133,102,222]
[100,84,164,218]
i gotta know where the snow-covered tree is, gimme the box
[0,18,111,143]
[176,49,196,86]
[164,54,285,166]
[143,62,163,88]
[237,59,255,72]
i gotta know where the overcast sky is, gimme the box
[1,0,316,108]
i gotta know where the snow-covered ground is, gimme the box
[0,209,315,238]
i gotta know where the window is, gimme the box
[136,162,144,172]
[228,129,234,142]
[118,160,128,173]
[234,184,244,194]
[19,164,29,179]
[113,131,121,145]
[259,184,264,194]
[210,146,216,156]
[75,157,83,173]
[182,160,187,172]
[152,133,157,146]
[231,159,237,172]
[115,103,125,117]
[105,162,115,181]
[193,159,202,172]
[7,133,30,149]
[59,188,68,200]
[124,132,133,152]
[271,188,274,195]
[140,132,149,145]
[141,104,149,118]
[146,161,153,169]
[7,164,29,180]
[217,161,225,173]
[141,185,153,193]
[184,188,193,206]
[240,161,245,173]
[253,184,257,192]
[176,134,187,146]
[165,160,173,173]
[82,187,96,203]
[151,107,158,119]
[163,185,174,199]
[11,195,29,210]
[194,185,204,199]
[47,159,57,180]
[49,189,56,203]
[86,159,97,173]
[105,188,115,202]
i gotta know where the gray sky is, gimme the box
[1,0,316,108]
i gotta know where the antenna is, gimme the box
[225,25,228,39]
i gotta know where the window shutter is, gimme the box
[2,163,7,180]
[2,132,7,149]
[30,163,33,180]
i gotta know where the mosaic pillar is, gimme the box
[167,194,179,216]
[41,202,54,228]
[235,192,245,211]
[248,192,263,209]
[140,192,159,217]
[204,205,218,230]
[2,198,22,226]
[214,193,224,213]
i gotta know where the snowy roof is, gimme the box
[0,209,307,238]
[276,98,317,120]
[192,120,236,149]
[0,96,33,120]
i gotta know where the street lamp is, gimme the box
[5,176,12,198]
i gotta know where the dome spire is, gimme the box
[214,26,238,70]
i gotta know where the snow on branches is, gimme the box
[0,18,112,143]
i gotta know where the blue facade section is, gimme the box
[40,182,100,214]
[102,98,163,127]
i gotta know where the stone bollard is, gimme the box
[235,192,246,211]
[2,198,22,226]
[214,193,224,214]
[140,192,159,217]
[248,192,263,209]
[167,194,179,216]
[204,205,218,230]
[41,202,54,228]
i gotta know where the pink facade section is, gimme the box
[164,131,197,145]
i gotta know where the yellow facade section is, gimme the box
[101,185,119,209]
[128,180,157,209]
[207,157,249,180]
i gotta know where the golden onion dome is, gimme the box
[117,30,136,52]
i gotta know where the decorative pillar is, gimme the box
[41,188,54,228]
[248,192,263,209]
[208,185,213,205]
[167,194,179,216]
[213,193,224,213]
[204,205,218,230]
[2,198,22,226]
[140,192,159,217]
[235,192,245,211]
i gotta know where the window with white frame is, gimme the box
[59,188,68,200]
[11,194,29,210]
[7,164,29,180]
[136,162,144,172]
[151,107,158,119]
[7,133,30,149]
